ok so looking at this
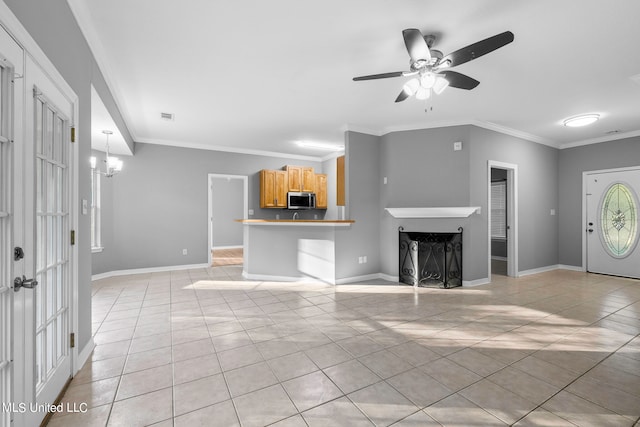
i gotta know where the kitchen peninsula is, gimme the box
[237,219,355,284]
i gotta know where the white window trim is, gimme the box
[90,165,102,251]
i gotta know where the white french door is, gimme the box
[1,8,78,427]
[0,24,24,427]
[586,167,640,279]
[22,56,74,427]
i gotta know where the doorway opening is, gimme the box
[207,174,248,267]
[488,161,518,278]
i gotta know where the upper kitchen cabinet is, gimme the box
[260,169,287,208]
[286,165,315,192]
[337,155,345,206]
[315,174,328,209]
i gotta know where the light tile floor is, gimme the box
[49,266,640,426]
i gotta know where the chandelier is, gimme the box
[90,130,123,177]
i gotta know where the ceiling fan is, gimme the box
[353,29,514,102]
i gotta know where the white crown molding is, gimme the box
[471,121,558,148]
[343,119,559,148]
[136,137,325,162]
[320,150,346,162]
[67,0,139,141]
[559,129,640,149]
[340,123,383,136]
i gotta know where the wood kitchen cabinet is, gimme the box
[315,174,328,209]
[336,155,345,206]
[260,169,287,208]
[286,165,315,192]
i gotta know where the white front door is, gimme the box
[586,167,640,279]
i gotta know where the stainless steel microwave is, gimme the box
[287,192,316,209]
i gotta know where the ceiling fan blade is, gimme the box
[402,29,431,63]
[353,71,404,81]
[395,89,412,103]
[440,31,514,68]
[438,71,480,90]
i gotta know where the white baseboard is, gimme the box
[75,337,95,374]
[92,263,211,281]
[558,264,584,272]
[241,271,398,286]
[379,273,399,283]
[518,264,560,277]
[335,273,388,285]
[212,245,243,250]
[491,256,508,261]
[463,277,490,287]
[242,271,329,284]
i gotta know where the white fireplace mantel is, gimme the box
[385,207,481,218]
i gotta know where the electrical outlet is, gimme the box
[453,141,463,151]
[358,256,363,264]
[182,249,188,255]
[383,177,388,184]
[276,214,280,219]
[363,256,367,263]
[314,214,318,219]
[550,209,556,216]
[248,209,254,215]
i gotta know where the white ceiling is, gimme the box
[90,85,132,156]
[69,0,640,159]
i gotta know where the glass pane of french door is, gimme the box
[0,58,13,427]
[33,91,69,392]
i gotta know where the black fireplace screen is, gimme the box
[399,227,463,288]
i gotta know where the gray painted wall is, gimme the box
[5,0,131,351]
[334,132,380,279]
[374,125,559,281]
[379,126,472,277]
[92,142,325,273]
[211,177,244,248]
[558,136,640,267]
[469,127,559,277]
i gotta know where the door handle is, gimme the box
[14,275,38,292]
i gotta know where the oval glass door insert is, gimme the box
[600,182,638,258]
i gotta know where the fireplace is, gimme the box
[398,227,463,288]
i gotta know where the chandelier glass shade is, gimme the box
[90,130,123,177]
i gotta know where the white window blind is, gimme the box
[491,181,506,239]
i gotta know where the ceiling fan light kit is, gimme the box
[353,29,514,103]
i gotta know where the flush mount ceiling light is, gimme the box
[296,141,345,151]
[90,130,123,177]
[563,114,600,127]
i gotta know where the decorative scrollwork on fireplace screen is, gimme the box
[399,227,463,288]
